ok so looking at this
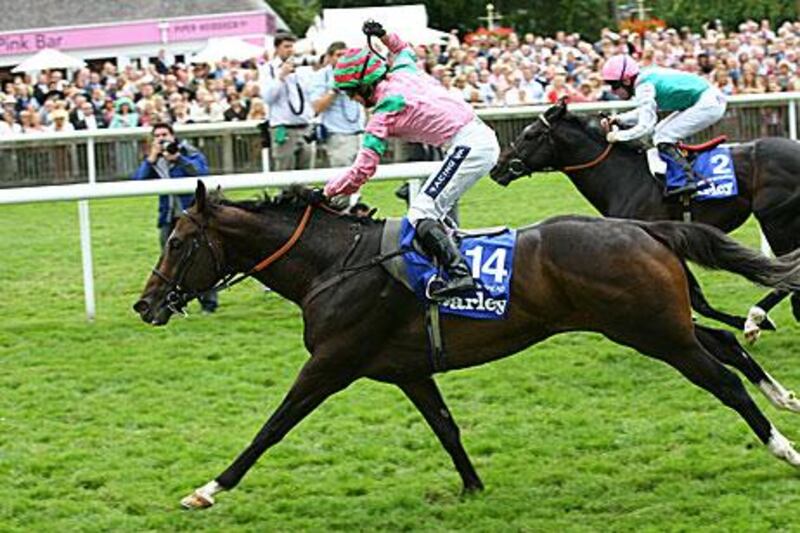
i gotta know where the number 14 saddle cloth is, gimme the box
[381,218,517,320]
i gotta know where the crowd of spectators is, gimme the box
[2,17,800,136]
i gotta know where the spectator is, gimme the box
[310,40,366,168]
[223,93,249,121]
[246,97,267,121]
[49,109,74,133]
[259,31,313,170]
[72,101,105,130]
[0,110,21,136]
[109,96,139,128]
[131,122,217,313]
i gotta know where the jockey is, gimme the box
[601,54,727,197]
[324,21,500,300]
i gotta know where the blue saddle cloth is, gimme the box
[662,145,738,201]
[399,218,516,320]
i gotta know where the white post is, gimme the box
[78,137,97,321]
[261,148,271,173]
[789,98,798,141]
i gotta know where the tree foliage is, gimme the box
[267,0,320,35]
[296,0,798,40]
[651,0,796,32]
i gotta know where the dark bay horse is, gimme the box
[490,101,800,341]
[134,181,800,510]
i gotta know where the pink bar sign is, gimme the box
[167,13,271,42]
[0,11,274,57]
[0,22,160,56]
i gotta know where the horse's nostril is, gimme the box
[133,300,150,314]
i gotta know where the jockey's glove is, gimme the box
[606,130,621,143]
[362,20,387,38]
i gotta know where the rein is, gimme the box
[561,143,614,172]
[507,114,614,177]
[212,203,314,292]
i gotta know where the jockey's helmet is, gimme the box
[333,48,387,94]
[601,54,639,83]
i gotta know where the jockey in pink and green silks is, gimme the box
[324,20,500,301]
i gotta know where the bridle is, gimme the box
[504,114,614,179]
[151,211,227,316]
[152,204,315,315]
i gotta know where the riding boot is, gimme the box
[416,218,476,300]
[659,142,698,198]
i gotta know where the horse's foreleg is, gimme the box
[398,377,484,494]
[181,358,355,510]
[695,324,800,413]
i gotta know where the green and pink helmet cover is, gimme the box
[333,48,388,91]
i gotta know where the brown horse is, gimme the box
[489,101,800,341]
[134,181,800,510]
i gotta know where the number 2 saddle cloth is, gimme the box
[647,136,739,201]
[381,218,517,320]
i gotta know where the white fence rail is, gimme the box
[0,163,440,321]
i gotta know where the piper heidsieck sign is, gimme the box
[0,11,274,56]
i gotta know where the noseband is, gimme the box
[505,114,613,178]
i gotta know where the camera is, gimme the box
[160,139,180,155]
[303,123,328,144]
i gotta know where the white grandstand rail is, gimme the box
[0,91,798,145]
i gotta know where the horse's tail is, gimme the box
[635,220,800,291]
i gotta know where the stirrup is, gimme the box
[664,181,698,198]
[425,275,476,301]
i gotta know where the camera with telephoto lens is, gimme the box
[160,139,180,155]
[302,123,328,144]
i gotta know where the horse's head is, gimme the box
[490,101,605,186]
[133,180,227,326]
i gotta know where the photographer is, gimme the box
[310,41,366,168]
[132,122,218,313]
[259,32,313,171]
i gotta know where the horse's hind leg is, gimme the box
[694,324,800,413]
[398,377,484,493]
[684,264,747,331]
[656,340,800,468]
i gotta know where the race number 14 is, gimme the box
[464,246,508,283]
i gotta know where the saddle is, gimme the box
[380,218,516,372]
[646,135,737,212]
[379,219,509,292]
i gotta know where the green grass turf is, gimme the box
[2,174,800,531]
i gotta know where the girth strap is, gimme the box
[425,303,447,372]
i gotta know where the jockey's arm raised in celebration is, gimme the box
[324,20,500,300]
[601,54,727,197]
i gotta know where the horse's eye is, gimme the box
[169,238,183,250]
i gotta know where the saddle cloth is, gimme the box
[646,143,738,201]
[381,218,516,320]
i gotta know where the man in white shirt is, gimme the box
[259,32,313,170]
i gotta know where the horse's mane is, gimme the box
[213,184,381,225]
[560,111,648,155]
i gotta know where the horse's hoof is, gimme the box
[181,491,215,510]
[461,481,485,496]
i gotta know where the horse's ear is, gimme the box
[545,100,567,122]
[195,180,207,213]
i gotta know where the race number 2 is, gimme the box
[464,246,508,283]
[710,153,732,176]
